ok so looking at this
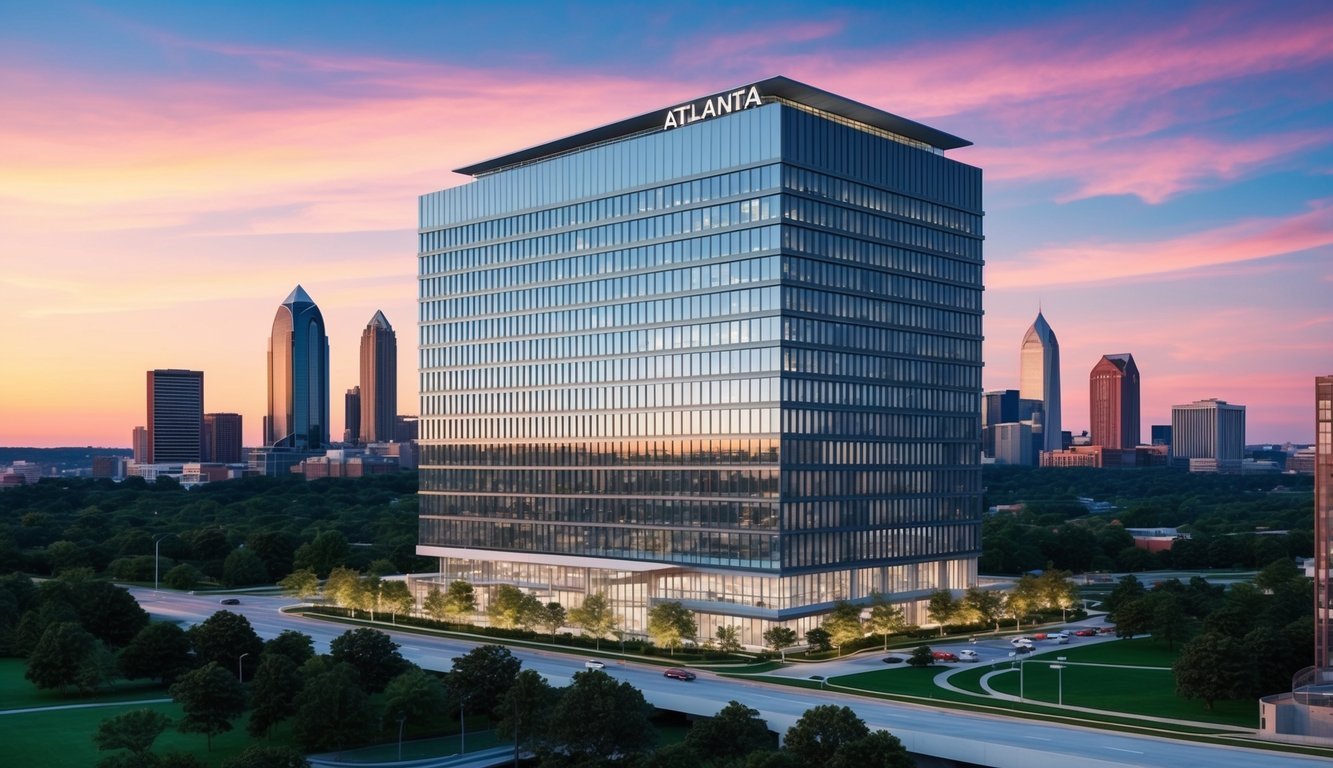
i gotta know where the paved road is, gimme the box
[132,589,1328,768]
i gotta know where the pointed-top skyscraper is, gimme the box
[359,310,397,443]
[266,285,330,449]
[1020,311,1062,452]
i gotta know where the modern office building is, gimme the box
[146,369,203,463]
[416,76,983,643]
[1151,424,1172,447]
[345,386,361,444]
[203,413,243,463]
[265,285,330,449]
[360,311,398,443]
[1019,311,1062,452]
[993,422,1034,466]
[1089,353,1140,449]
[1171,398,1245,472]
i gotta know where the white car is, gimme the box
[957,649,980,662]
[1009,637,1034,648]
[584,660,606,670]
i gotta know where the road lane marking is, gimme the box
[1104,746,1144,754]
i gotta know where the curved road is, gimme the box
[132,589,1327,768]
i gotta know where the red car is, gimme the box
[1073,628,1098,637]
[663,668,696,681]
[931,651,959,662]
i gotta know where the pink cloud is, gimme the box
[989,200,1333,289]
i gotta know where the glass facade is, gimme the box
[417,93,983,644]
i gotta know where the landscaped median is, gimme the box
[714,639,1333,761]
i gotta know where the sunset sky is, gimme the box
[2,0,1330,448]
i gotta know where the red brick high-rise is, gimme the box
[1089,354,1139,450]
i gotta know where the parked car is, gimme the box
[1073,628,1098,637]
[957,649,980,662]
[663,668,696,681]
[1009,637,1034,648]
[883,655,907,664]
[931,651,959,662]
[1012,645,1034,654]
[1099,626,1117,635]
[218,598,240,605]
[584,660,605,670]
[1031,633,1048,640]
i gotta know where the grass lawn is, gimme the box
[0,658,170,710]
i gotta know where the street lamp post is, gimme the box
[153,534,170,592]
[237,652,249,681]
[397,714,406,760]
[1051,657,1067,707]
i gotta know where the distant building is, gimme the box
[1089,353,1140,449]
[296,448,401,480]
[359,311,397,443]
[7,461,44,484]
[993,422,1034,466]
[344,386,361,444]
[91,455,127,480]
[1289,447,1316,474]
[981,389,1019,458]
[1151,424,1172,447]
[266,285,330,449]
[1041,445,1167,469]
[203,413,243,464]
[132,426,149,463]
[146,369,203,463]
[393,415,418,443]
[1125,527,1187,553]
[1171,399,1245,471]
[1020,311,1062,453]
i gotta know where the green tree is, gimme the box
[685,700,773,761]
[1005,576,1042,630]
[1036,570,1080,619]
[568,592,618,649]
[169,662,246,751]
[248,653,302,738]
[322,566,364,612]
[421,585,450,622]
[26,621,96,691]
[538,602,566,640]
[277,568,320,600]
[222,548,270,587]
[443,580,477,620]
[488,585,542,630]
[329,628,408,693]
[448,644,521,717]
[243,531,297,584]
[1106,574,1147,619]
[715,625,742,653]
[822,601,864,655]
[77,639,119,693]
[1149,592,1191,649]
[380,580,415,621]
[647,601,697,655]
[925,589,957,636]
[292,661,374,752]
[783,705,869,766]
[496,668,558,762]
[188,611,263,676]
[963,587,1005,632]
[1174,632,1249,710]
[865,593,907,650]
[93,708,171,761]
[1255,557,1301,592]
[907,645,934,668]
[72,580,150,648]
[544,670,655,763]
[262,630,315,666]
[804,627,832,653]
[827,729,914,768]
[118,621,193,683]
[383,667,448,735]
[292,530,349,577]
[221,745,310,768]
[163,563,203,591]
[1114,597,1153,639]
[763,626,798,660]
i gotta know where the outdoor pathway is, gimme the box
[0,698,171,716]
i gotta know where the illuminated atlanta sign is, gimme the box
[663,85,763,130]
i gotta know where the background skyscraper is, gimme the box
[1089,353,1140,449]
[344,386,361,444]
[1314,376,1331,669]
[203,412,243,463]
[1019,311,1062,452]
[146,369,203,462]
[1170,398,1245,470]
[265,285,330,449]
[416,77,982,642]
[131,426,148,463]
[359,311,397,443]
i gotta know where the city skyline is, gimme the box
[2,0,1330,447]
